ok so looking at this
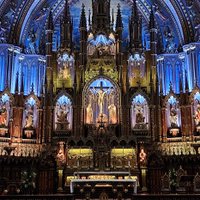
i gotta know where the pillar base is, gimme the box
[57,187,64,193]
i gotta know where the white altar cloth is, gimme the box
[70,178,137,194]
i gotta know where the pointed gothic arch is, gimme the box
[130,92,149,130]
[83,76,120,126]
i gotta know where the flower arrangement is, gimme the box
[20,170,37,194]
[169,168,177,192]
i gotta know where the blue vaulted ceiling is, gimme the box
[0,0,199,54]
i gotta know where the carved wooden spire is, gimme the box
[79,4,87,29]
[116,4,123,31]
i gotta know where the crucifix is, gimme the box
[91,81,113,115]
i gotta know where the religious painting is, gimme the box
[54,95,72,131]
[0,93,11,137]
[57,52,74,87]
[131,94,149,130]
[193,92,200,135]
[23,97,38,139]
[166,96,181,137]
[84,78,119,126]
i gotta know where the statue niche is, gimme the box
[193,92,200,134]
[57,52,74,87]
[23,97,37,139]
[85,78,118,126]
[131,94,149,130]
[0,93,10,137]
[55,95,72,131]
[166,96,181,137]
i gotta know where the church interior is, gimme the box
[0,0,200,199]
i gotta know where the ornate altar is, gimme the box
[68,171,138,195]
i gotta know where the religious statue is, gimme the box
[169,106,178,128]
[57,110,66,123]
[86,103,93,124]
[57,142,66,166]
[63,62,70,79]
[164,26,177,53]
[57,149,65,164]
[56,105,70,130]
[194,103,200,126]
[24,106,34,128]
[136,109,145,124]
[26,28,37,54]
[0,20,7,43]
[58,62,71,79]
[97,88,106,114]
[0,105,7,127]
[134,104,145,125]
[108,103,117,124]
[139,148,147,165]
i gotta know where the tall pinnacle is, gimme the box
[92,0,111,33]
[64,0,71,23]
[129,0,142,52]
[79,4,87,28]
[149,6,156,29]
[116,4,123,30]
[60,0,73,50]
[132,0,139,21]
[47,11,53,30]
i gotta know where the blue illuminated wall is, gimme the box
[157,43,200,95]
[0,44,46,97]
